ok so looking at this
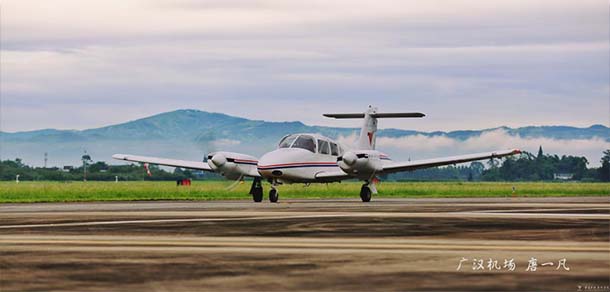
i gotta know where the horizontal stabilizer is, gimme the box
[323,113,365,118]
[324,112,425,119]
[371,112,425,118]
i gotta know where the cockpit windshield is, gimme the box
[278,135,298,148]
[278,134,317,153]
[292,135,316,153]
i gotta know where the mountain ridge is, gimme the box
[1,109,608,167]
[2,109,608,141]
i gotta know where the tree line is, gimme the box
[1,148,609,182]
[0,159,218,181]
[389,147,609,182]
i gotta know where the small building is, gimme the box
[62,166,74,172]
[553,173,573,180]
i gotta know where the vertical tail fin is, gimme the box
[323,106,425,150]
[357,106,378,150]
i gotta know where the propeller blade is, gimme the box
[225,175,244,190]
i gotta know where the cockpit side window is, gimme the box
[318,140,330,155]
[279,135,297,148]
[330,143,339,156]
[292,135,316,153]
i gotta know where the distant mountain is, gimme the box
[1,109,608,167]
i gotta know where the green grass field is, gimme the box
[0,181,608,203]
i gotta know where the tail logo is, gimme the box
[367,132,374,145]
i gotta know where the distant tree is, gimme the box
[88,161,109,172]
[487,157,499,169]
[599,149,610,182]
[537,146,544,159]
[470,162,485,176]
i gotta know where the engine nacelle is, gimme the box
[207,151,259,180]
[337,150,384,178]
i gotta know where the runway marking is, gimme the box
[1,236,607,252]
[475,207,610,213]
[3,205,609,217]
[0,214,347,229]
[448,212,610,219]
[1,202,608,213]
[1,211,609,229]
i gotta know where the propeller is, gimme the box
[195,131,216,163]
[225,175,244,190]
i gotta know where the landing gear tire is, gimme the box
[360,185,372,202]
[249,178,263,202]
[269,188,279,203]
[252,189,263,202]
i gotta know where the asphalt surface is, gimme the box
[1,197,609,291]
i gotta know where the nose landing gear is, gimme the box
[269,188,279,203]
[269,180,280,203]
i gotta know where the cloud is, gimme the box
[0,0,608,132]
[211,139,241,147]
[375,129,609,167]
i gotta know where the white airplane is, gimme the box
[113,106,520,202]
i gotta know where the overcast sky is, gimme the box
[1,0,608,132]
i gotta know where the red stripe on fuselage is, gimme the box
[234,159,258,163]
[258,161,337,168]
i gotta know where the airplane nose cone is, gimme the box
[211,153,227,167]
[258,148,310,178]
[257,151,280,168]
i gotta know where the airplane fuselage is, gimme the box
[255,133,392,183]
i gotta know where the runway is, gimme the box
[1,197,609,291]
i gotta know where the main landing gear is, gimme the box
[250,178,280,203]
[360,185,371,202]
[360,181,377,202]
[249,177,263,202]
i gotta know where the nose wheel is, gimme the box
[269,188,279,203]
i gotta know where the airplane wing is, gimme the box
[112,154,213,171]
[380,149,520,174]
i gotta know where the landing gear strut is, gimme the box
[249,177,263,202]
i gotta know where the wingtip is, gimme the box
[112,154,127,160]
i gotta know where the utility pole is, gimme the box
[44,152,48,168]
[82,151,92,182]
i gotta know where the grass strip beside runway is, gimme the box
[0,181,608,203]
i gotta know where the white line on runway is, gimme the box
[0,214,348,229]
[1,211,609,229]
[1,235,607,252]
